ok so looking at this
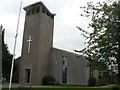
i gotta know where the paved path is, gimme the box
[2,83,18,88]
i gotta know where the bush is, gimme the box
[88,76,97,86]
[97,79,107,86]
[112,85,120,90]
[42,75,56,85]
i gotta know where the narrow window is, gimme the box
[62,67,67,84]
[63,60,65,65]
[31,8,35,14]
[63,56,67,66]
[26,10,31,16]
[62,56,67,84]
[42,6,46,14]
[47,11,50,16]
[51,15,54,19]
[36,7,40,13]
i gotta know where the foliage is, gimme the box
[88,76,97,86]
[97,71,111,86]
[42,75,56,85]
[112,85,120,90]
[76,0,120,83]
[1,25,15,82]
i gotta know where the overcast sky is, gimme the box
[0,0,104,58]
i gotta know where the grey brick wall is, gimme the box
[49,48,89,85]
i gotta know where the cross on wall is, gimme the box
[27,35,33,53]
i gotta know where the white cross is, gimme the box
[27,35,33,53]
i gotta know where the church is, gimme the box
[19,2,90,86]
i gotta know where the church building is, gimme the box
[19,2,90,86]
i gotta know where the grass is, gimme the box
[2,85,118,90]
[17,88,112,90]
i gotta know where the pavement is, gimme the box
[2,83,19,88]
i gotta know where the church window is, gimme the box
[26,10,31,16]
[62,67,67,84]
[25,69,31,83]
[51,15,54,19]
[47,11,50,16]
[62,56,67,84]
[41,5,54,19]
[32,8,35,14]
[62,56,67,66]
[42,6,46,14]
[63,60,65,65]
[36,7,40,13]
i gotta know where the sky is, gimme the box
[0,0,103,58]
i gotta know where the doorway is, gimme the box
[25,69,31,83]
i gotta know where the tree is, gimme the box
[76,1,120,84]
[1,25,13,82]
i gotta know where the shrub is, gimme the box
[88,76,97,86]
[97,79,107,86]
[112,85,120,90]
[42,75,56,85]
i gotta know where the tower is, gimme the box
[19,2,55,85]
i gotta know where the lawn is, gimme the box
[2,85,119,90]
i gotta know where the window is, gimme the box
[31,8,35,14]
[62,56,67,66]
[26,10,31,16]
[47,11,50,16]
[26,7,40,16]
[36,7,40,13]
[62,56,67,84]
[63,60,65,65]
[41,5,54,19]
[51,15,54,19]
[62,67,67,84]
[42,6,46,14]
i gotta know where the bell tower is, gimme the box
[19,2,55,85]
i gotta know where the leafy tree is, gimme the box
[76,1,120,84]
[1,25,13,82]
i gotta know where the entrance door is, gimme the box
[25,69,31,83]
